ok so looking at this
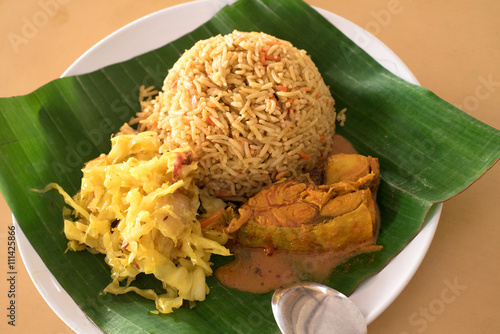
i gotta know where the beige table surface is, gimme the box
[1,1,499,333]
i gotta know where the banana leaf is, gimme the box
[0,0,499,333]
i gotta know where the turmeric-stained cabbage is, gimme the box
[44,131,230,314]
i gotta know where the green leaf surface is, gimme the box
[0,0,499,333]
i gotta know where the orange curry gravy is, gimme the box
[215,244,379,294]
[215,135,376,294]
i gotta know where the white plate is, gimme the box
[15,0,441,332]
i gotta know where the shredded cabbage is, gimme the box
[43,131,230,313]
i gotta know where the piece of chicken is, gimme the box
[324,153,380,195]
[222,154,381,253]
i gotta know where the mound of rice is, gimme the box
[128,30,337,199]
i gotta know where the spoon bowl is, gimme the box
[272,281,367,334]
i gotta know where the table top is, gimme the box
[1,1,499,333]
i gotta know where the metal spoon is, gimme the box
[272,281,367,334]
